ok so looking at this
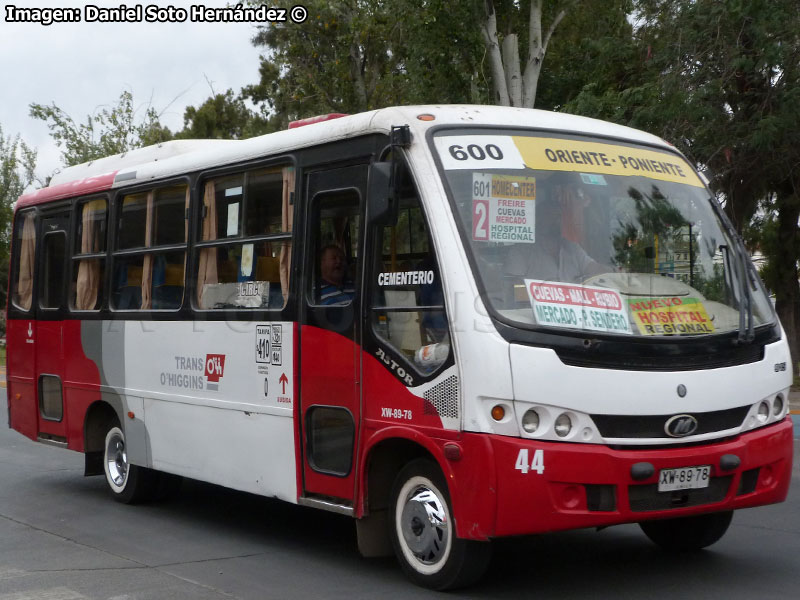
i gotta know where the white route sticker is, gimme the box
[526,279,632,334]
[434,135,526,170]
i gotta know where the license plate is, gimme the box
[658,465,711,492]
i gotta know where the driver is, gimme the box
[505,192,606,284]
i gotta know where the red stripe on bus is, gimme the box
[16,171,118,209]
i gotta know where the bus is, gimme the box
[5,106,793,590]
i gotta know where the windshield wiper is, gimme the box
[721,242,754,344]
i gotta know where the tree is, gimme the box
[535,0,639,112]
[481,0,580,107]
[176,89,270,139]
[244,1,485,126]
[30,90,172,168]
[566,0,800,364]
[0,124,37,320]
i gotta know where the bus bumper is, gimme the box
[474,418,792,538]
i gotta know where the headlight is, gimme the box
[773,394,784,417]
[555,413,572,438]
[757,401,770,423]
[522,409,540,433]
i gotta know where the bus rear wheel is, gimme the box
[639,510,733,551]
[389,459,491,590]
[103,425,157,504]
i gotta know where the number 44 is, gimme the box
[515,449,545,475]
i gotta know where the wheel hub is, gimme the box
[400,486,449,565]
[106,432,128,487]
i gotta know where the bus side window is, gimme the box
[71,198,107,311]
[40,232,66,309]
[196,166,294,310]
[370,181,450,375]
[11,211,36,311]
[111,185,188,311]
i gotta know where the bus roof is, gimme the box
[15,105,671,210]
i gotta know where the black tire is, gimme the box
[389,459,491,590]
[639,511,733,551]
[103,425,158,504]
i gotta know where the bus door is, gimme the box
[35,211,70,442]
[299,164,368,503]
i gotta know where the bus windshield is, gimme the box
[433,129,774,338]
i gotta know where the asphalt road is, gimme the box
[0,393,798,599]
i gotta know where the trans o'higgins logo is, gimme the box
[664,414,699,437]
[205,354,226,390]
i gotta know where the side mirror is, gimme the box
[367,161,395,225]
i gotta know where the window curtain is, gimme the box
[16,212,36,310]
[141,191,155,309]
[196,182,218,306]
[75,200,104,310]
[279,167,295,302]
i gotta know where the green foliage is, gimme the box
[176,89,271,139]
[30,90,172,167]
[538,0,637,111]
[0,124,37,317]
[244,0,485,124]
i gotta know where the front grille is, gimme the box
[629,476,732,512]
[592,406,750,439]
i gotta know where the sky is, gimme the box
[0,0,271,185]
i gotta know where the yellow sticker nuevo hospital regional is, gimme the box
[627,297,715,335]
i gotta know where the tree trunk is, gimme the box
[503,34,523,106]
[773,192,800,369]
[482,1,510,106]
[483,0,578,108]
[349,39,369,112]
[523,0,544,108]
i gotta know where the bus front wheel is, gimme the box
[103,425,157,504]
[639,510,733,551]
[389,459,491,590]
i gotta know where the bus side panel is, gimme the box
[63,320,104,452]
[6,318,38,441]
[119,320,298,501]
[361,348,453,430]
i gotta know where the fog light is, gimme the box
[757,401,770,423]
[555,413,572,438]
[773,395,784,417]
[522,409,540,433]
[491,405,506,421]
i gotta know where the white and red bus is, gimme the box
[6,106,793,589]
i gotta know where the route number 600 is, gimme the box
[515,448,545,475]
[448,143,504,161]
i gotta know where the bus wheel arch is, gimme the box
[83,401,121,476]
[357,437,433,558]
[83,400,157,503]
